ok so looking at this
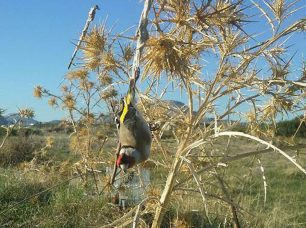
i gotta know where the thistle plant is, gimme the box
[35,0,306,226]
[34,21,136,190]
[0,108,35,150]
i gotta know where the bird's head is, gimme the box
[116,147,138,172]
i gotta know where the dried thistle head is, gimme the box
[247,111,257,123]
[63,93,75,110]
[102,52,117,72]
[83,113,95,125]
[121,44,133,62]
[171,218,188,228]
[48,97,57,107]
[262,102,277,120]
[144,36,195,77]
[33,86,43,98]
[100,87,118,99]
[82,26,106,70]
[79,80,94,91]
[99,73,113,86]
[193,0,244,30]
[61,85,68,93]
[158,0,190,24]
[66,69,88,81]
[45,136,54,148]
[19,108,35,118]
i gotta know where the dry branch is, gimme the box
[181,156,210,223]
[215,174,241,228]
[214,131,306,174]
[68,5,99,69]
[131,0,152,77]
[110,142,121,185]
[0,119,21,150]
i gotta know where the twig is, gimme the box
[91,167,99,194]
[181,156,211,223]
[131,0,152,77]
[214,131,306,174]
[174,147,275,189]
[214,174,241,228]
[110,142,121,185]
[257,158,267,205]
[100,207,137,228]
[0,119,21,150]
[67,5,99,69]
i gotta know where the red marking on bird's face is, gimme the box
[116,154,123,167]
[116,154,136,169]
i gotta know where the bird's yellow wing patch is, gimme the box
[120,93,131,123]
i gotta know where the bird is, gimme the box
[115,69,152,173]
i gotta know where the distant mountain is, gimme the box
[1,113,39,126]
[164,100,186,108]
[0,116,8,125]
[45,120,61,125]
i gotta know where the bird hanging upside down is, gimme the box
[115,69,152,173]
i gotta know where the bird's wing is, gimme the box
[122,105,137,137]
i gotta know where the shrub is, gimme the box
[0,127,6,137]
[0,136,41,166]
[276,117,306,137]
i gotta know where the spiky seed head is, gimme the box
[45,136,54,148]
[66,69,88,81]
[82,26,107,70]
[123,45,133,62]
[100,87,118,99]
[63,93,75,110]
[34,86,43,98]
[19,108,35,118]
[102,52,117,72]
[99,73,113,86]
[61,85,68,93]
[79,80,94,91]
[48,97,57,107]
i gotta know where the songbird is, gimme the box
[115,69,152,172]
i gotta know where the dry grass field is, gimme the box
[0,130,305,227]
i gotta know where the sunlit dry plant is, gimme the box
[35,0,306,227]
[79,80,94,91]
[48,97,57,107]
[99,73,113,86]
[101,51,118,72]
[61,85,68,93]
[82,26,106,70]
[18,108,35,118]
[100,87,118,100]
[122,44,133,62]
[63,93,75,110]
[144,36,193,77]
[33,86,43,98]
[45,136,55,149]
[66,69,88,80]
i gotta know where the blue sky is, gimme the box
[0,0,305,122]
[0,0,143,121]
